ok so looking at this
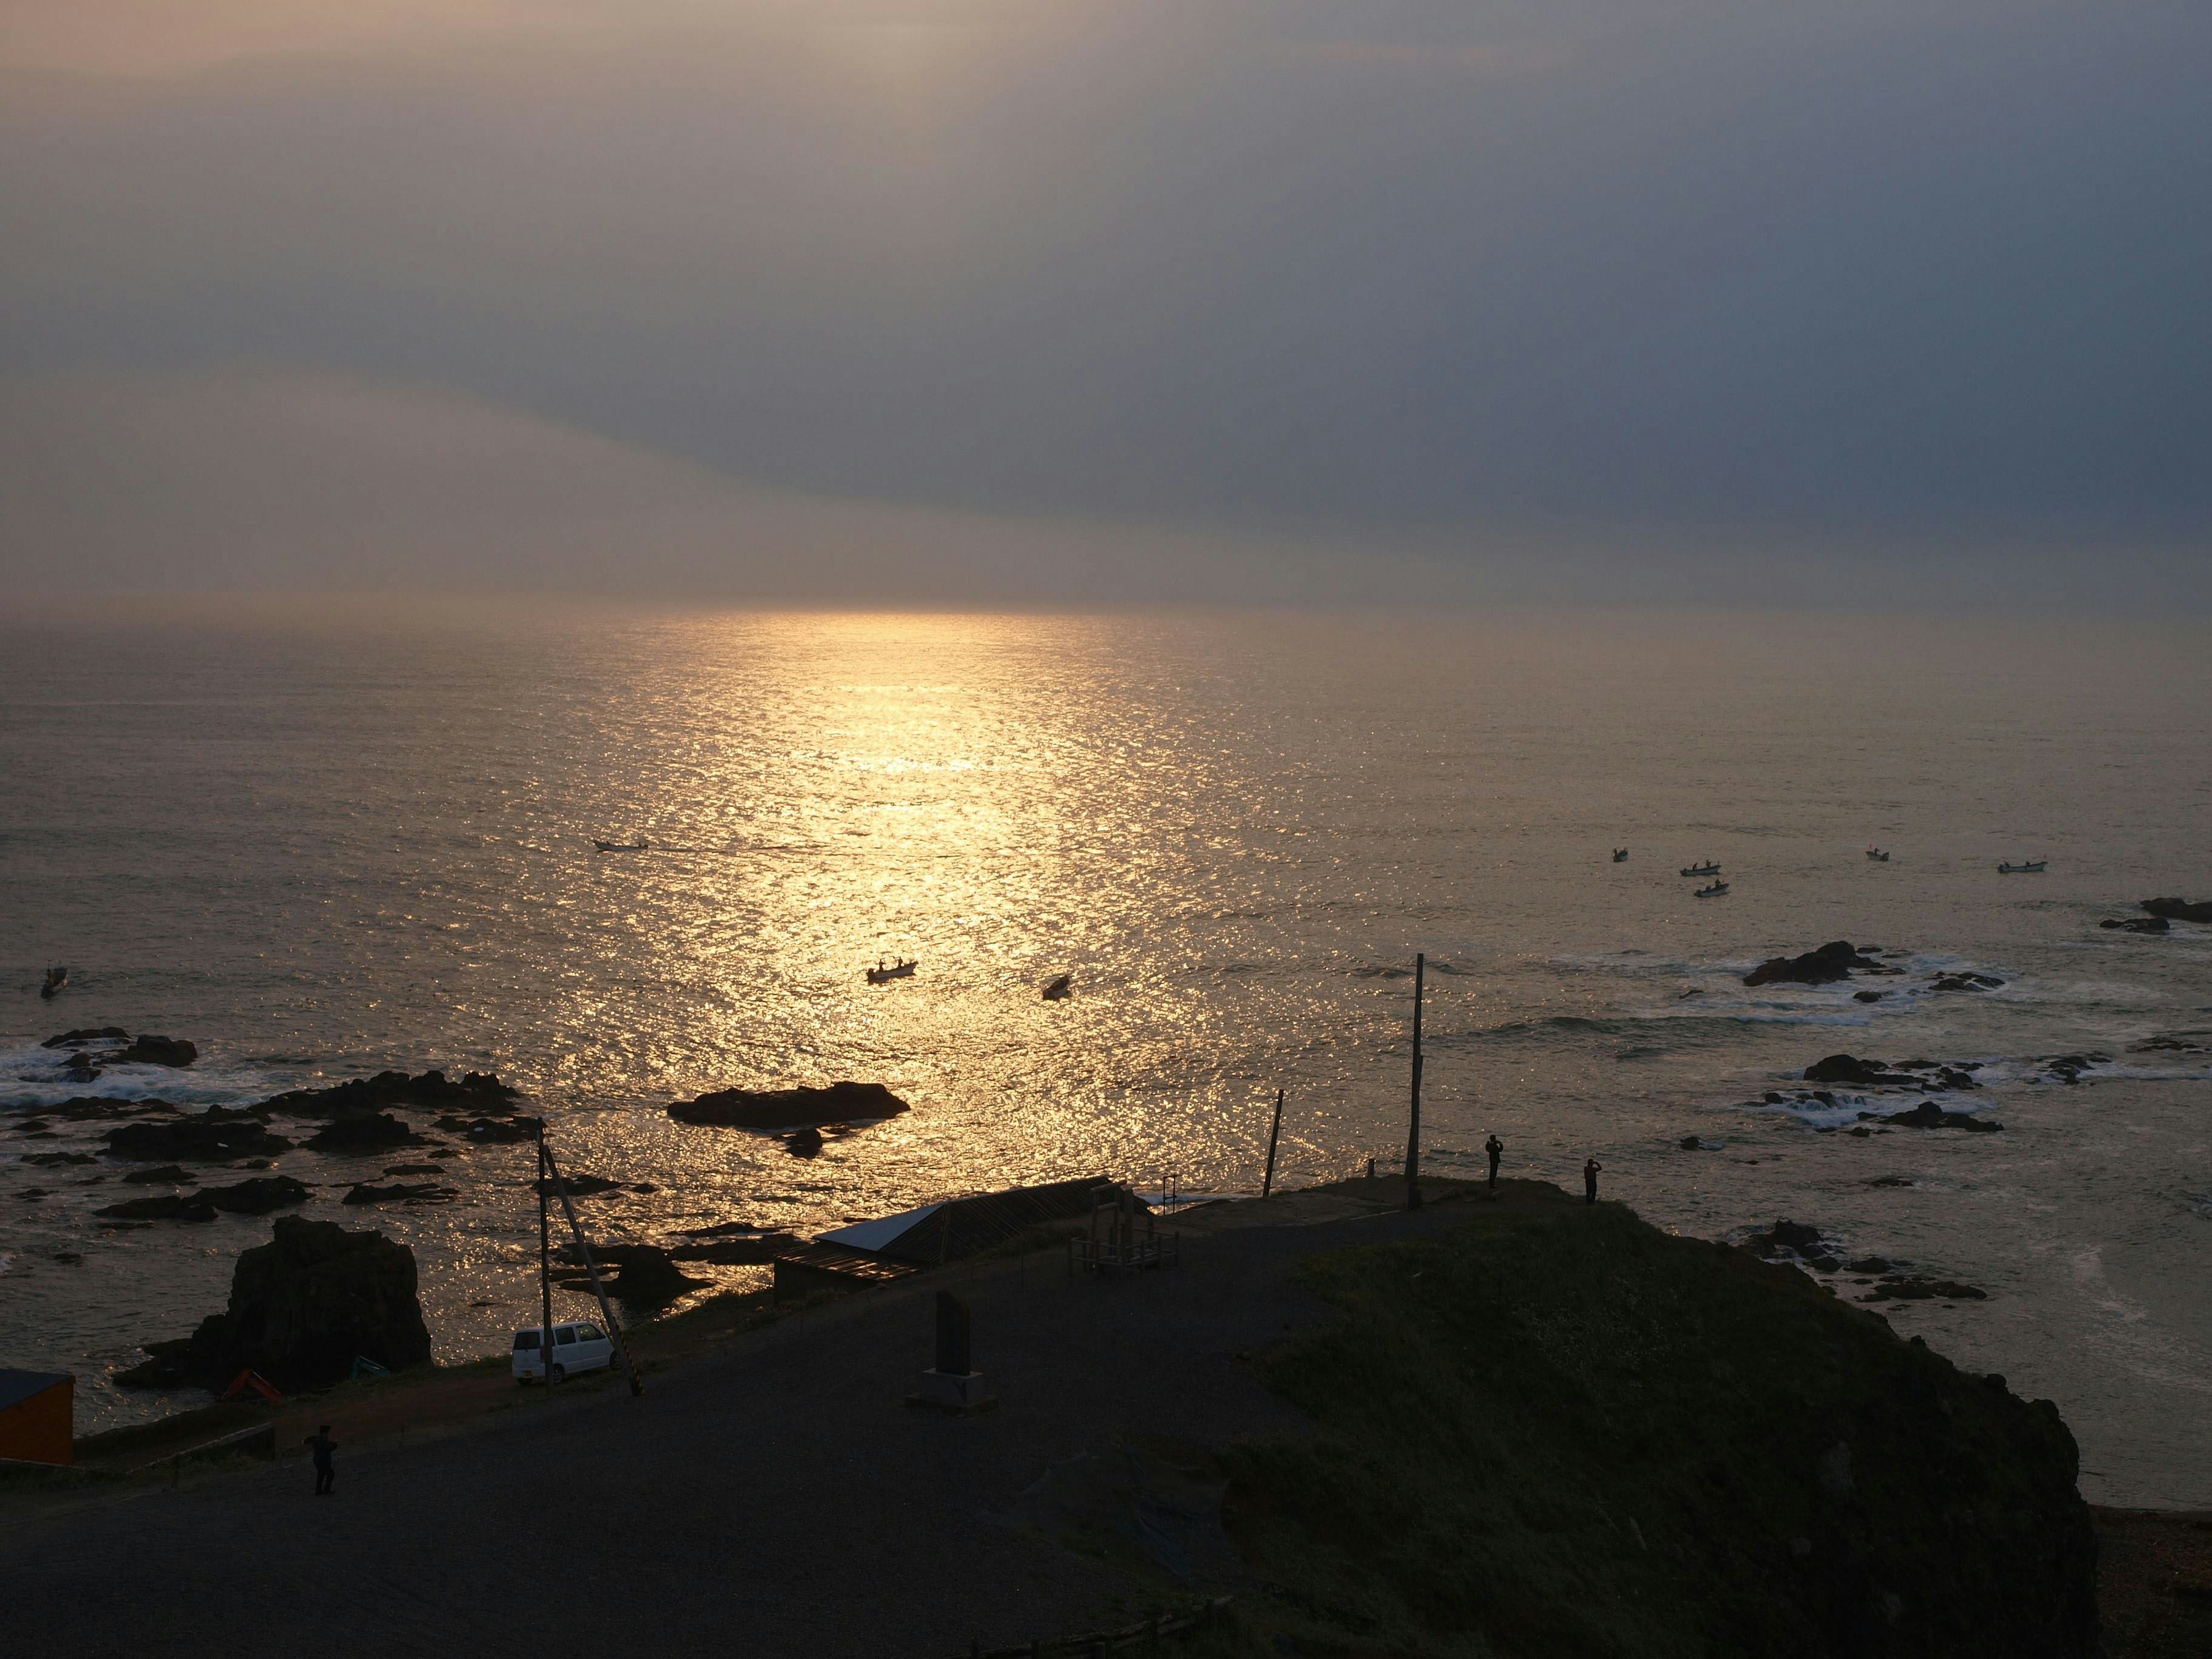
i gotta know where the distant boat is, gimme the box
[1680,861,1721,878]
[865,959,916,984]
[40,965,66,1000]
[1693,880,1730,898]
[1041,974,1073,1001]
[1865,847,1891,862]
[592,839,649,853]
[1612,849,1629,863]
[1998,860,2047,874]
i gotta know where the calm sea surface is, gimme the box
[3,604,2209,1503]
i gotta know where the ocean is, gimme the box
[3,602,2209,1504]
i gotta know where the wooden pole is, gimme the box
[1406,952,1425,1211]
[1261,1088,1285,1198]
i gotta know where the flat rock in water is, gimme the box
[2101,915,2169,934]
[202,1176,312,1214]
[104,1112,293,1163]
[262,1068,520,1119]
[1861,1100,2003,1132]
[95,1193,219,1223]
[305,1111,422,1153]
[122,1164,198,1185]
[1863,1275,1988,1302]
[434,1114,535,1142]
[534,1172,622,1196]
[668,1080,909,1130]
[40,1096,181,1121]
[341,1181,456,1205]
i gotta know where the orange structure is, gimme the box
[0,1370,74,1465]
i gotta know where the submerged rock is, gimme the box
[1930,971,2005,993]
[341,1181,455,1205]
[668,1080,910,1130]
[39,1096,180,1122]
[115,1214,431,1390]
[96,1194,219,1224]
[2101,915,2170,934]
[202,1176,312,1215]
[1863,1275,1988,1302]
[41,1026,130,1048]
[434,1114,535,1143]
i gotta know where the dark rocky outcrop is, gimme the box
[37,1096,180,1122]
[305,1111,422,1153]
[340,1181,455,1205]
[41,1026,131,1048]
[1802,1055,1980,1092]
[1859,1100,2003,1132]
[2142,897,2212,923]
[2101,915,2170,934]
[122,1164,197,1185]
[2039,1054,2109,1085]
[668,1080,910,1130]
[96,1194,219,1223]
[261,1069,519,1118]
[558,1244,706,1305]
[1930,971,2005,993]
[1741,1218,1842,1271]
[122,1035,198,1067]
[115,1216,430,1390]
[1853,990,1886,1002]
[21,1150,97,1166]
[1743,941,1889,987]
[535,1172,623,1196]
[104,1111,293,1162]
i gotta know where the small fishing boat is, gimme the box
[1612,848,1629,862]
[1997,860,2047,874]
[1041,974,1073,1001]
[1693,880,1729,898]
[40,965,67,999]
[592,839,650,853]
[1680,861,1721,878]
[865,959,916,984]
[1865,847,1890,862]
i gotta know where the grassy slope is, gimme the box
[1220,1191,2096,1658]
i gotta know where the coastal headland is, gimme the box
[11,1177,2198,1657]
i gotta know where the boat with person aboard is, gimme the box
[1998,859,2047,874]
[1680,861,1721,878]
[865,959,916,984]
[1693,880,1729,898]
[1865,847,1890,862]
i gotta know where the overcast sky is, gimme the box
[3,0,2208,604]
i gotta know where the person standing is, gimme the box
[1582,1158,1603,1205]
[1485,1134,1503,1190]
[305,1425,338,1496]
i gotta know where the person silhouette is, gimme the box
[1582,1158,1603,1205]
[305,1425,338,1495]
[1484,1134,1503,1190]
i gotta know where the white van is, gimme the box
[512,1321,615,1384]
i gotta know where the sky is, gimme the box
[2,0,2208,605]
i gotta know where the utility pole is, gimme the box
[1262,1088,1285,1198]
[534,1116,643,1396]
[1406,952,1425,1211]
[537,1126,554,1384]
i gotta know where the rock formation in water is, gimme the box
[305,1111,423,1153]
[1861,1100,2003,1132]
[104,1109,293,1162]
[260,1067,520,1118]
[2101,915,2169,933]
[116,1215,431,1390]
[2142,896,2212,923]
[668,1080,910,1130]
[1742,941,1898,987]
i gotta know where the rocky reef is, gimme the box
[116,1215,431,1391]
[1743,940,1899,987]
[2141,897,2212,923]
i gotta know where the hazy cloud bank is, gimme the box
[3,1,2207,603]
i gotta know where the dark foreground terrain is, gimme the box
[5,1182,2105,1656]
